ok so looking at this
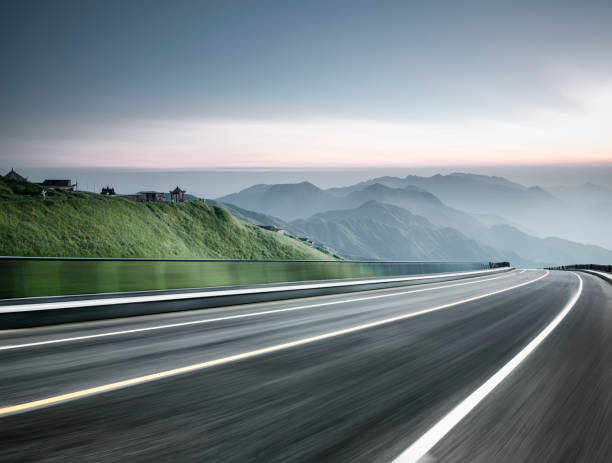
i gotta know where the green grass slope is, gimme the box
[0,177,333,260]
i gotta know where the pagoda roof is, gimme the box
[4,168,27,181]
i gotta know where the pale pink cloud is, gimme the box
[4,83,611,168]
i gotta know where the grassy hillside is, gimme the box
[0,177,333,260]
[206,199,294,231]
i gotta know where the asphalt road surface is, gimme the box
[1,269,610,462]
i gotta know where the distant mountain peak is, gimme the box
[268,181,322,192]
[235,183,271,194]
[527,186,557,199]
[580,182,609,191]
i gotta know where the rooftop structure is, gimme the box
[170,186,186,203]
[4,169,27,182]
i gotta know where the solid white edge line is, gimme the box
[0,271,522,351]
[0,268,510,313]
[0,270,548,417]
[583,269,612,282]
[392,272,583,463]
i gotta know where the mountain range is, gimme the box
[217,173,612,267]
[330,173,612,250]
[293,201,497,261]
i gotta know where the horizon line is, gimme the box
[3,160,612,171]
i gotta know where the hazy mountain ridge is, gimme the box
[218,181,344,221]
[217,173,612,266]
[329,172,559,213]
[481,224,612,266]
[341,183,488,240]
[328,172,612,250]
[219,179,480,231]
[292,201,500,262]
[548,182,612,205]
[328,172,535,195]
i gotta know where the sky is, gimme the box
[1,0,612,169]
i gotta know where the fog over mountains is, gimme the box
[293,201,496,262]
[217,173,612,267]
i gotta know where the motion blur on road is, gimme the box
[1,269,612,462]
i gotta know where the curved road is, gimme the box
[1,269,611,462]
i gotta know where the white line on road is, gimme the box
[0,271,523,351]
[392,272,582,463]
[0,268,509,313]
[0,271,548,417]
[582,269,612,283]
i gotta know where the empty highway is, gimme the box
[1,269,611,462]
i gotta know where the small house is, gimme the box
[137,191,167,202]
[42,179,76,191]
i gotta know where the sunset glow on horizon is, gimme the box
[1,1,611,169]
[5,80,611,169]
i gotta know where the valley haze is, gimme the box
[214,170,612,267]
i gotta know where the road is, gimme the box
[1,269,611,462]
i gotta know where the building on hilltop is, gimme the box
[169,186,186,203]
[4,169,27,181]
[137,191,167,202]
[42,179,76,191]
[101,186,116,195]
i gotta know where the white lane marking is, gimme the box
[393,272,582,463]
[0,271,548,416]
[0,268,510,313]
[583,269,612,282]
[518,269,526,274]
[0,272,522,351]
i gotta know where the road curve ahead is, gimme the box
[1,269,611,462]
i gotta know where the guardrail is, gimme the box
[547,264,612,272]
[0,257,503,300]
[548,264,611,285]
[0,267,513,328]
